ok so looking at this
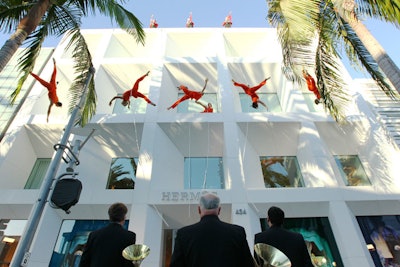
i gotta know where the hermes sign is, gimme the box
[161,191,217,202]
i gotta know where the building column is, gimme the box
[25,205,63,267]
[297,121,339,187]
[329,201,374,267]
[129,204,163,267]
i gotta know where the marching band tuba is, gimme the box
[122,244,150,267]
[254,243,291,267]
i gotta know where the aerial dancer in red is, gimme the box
[302,70,321,105]
[186,12,194,28]
[197,101,213,113]
[222,12,232,28]
[167,78,208,110]
[109,71,156,108]
[150,15,158,28]
[29,58,62,122]
[232,77,270,109]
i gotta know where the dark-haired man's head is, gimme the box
[267,206,285,227]
[252,102,259,109]
[108,202,128,223]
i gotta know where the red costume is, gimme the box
[202,106,213,113]
[30,58,61,122]
[168,86,203,109]
[109,71,156,108]
[232,78,269,109]
[222,13,232,28]
[303,71,321,104]
[198,102,213,113]
[168,79,208,110]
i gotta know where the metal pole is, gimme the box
[10,67,95,267]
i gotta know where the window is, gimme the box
[259,217,344,267]
[49,220,129,267]
[334,155,371,186]
[176,93,218,113]
[184,157,224,189]
[25,158,51,189]
[0,220,27,267]
[357,215,400,267]
[239,93,281,112]
[110,94,149,114]
[106,157,138,189]
[260,156,304,188]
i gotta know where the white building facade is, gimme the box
[1,28,400,267]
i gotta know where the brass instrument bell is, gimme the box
[254,243,291,267]
[122,244,150,267]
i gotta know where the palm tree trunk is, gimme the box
[347,18,400,93]
[0,0,51,73]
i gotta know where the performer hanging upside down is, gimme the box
[232,77,270,109]
[196,101,213,113]
[302,70,321,105]
[109,71,156,109]
[167,78,208,110]
[30,58,62,122]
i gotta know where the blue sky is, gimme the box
[1,0,399,78]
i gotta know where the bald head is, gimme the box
[198,193,221,217]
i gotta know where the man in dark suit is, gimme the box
[170,193,255,267]
[79,202,136,267]
[254,206,313,267]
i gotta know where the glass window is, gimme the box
[184,157,224,189]
[25,158,51,189]
[110,94,149,114]
[0,219,27,266]
[176,93,218,113]
[49,220,129,267]
[303,93,325,112]
[239,93,282,112]
[357,215,400,267]
[260,156,304,188]
[259,217,344,267]
[106,157,138,189]
[334,155,371,186]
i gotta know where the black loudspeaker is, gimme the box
[51,178,82,213]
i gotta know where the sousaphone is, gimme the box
[122,244,150,267]
[254,243,291,267]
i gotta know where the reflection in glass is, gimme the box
[177,93,218,113]
[111,94,149,114]
[184,157,224,189]
[25,158,51,189]
[49,220,129,267]
[0,220,26,266]
[260,156,304,188]
[239,93,282,113]
[357,215,400,267]
[107,158,138,189]
[260,217,343,267]
[334,155,371,186]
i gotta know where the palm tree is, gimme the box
[0,0,145,126]
[267,0,400,121]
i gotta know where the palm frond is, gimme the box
[0,1,32,33]
[10,27,47,103]
[64,28,96,127]
[339,16,396,98]
[356,0,400,26]
[95,2,145,45]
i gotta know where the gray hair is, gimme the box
[199,193,220,210]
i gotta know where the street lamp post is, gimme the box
[10,67,95,267]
